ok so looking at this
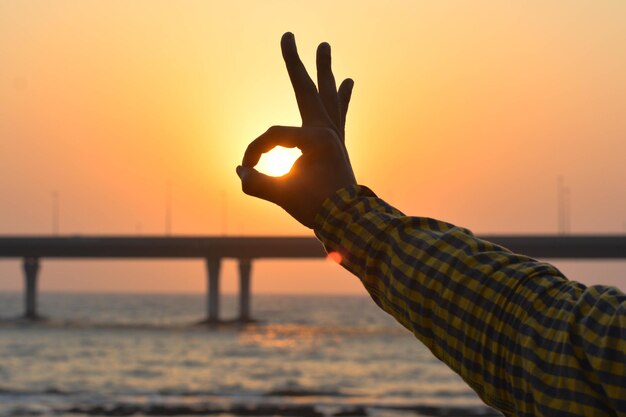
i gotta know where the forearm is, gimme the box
[314,185,626,416]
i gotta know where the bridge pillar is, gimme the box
[238,259,252,322]
[205,257,221,323]
[23,257,40,319]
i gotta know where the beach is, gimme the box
[0,293,501,417]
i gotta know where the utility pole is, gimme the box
[557,176,571,235]
[221,190,228,236]
[52,191,59,235]
[165,182,172,236]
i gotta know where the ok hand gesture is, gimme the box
[237,32,356,228]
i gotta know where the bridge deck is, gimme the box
[0,236,326,259]
[1,235,626,259]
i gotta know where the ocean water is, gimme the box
[0,293,501,417]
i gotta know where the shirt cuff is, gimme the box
[312,184,404,270]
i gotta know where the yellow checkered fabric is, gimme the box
[314,185,626,417]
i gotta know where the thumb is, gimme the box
[236,165,280,203]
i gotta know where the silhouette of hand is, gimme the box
[237,32,356,228]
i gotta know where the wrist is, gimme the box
[313,184,377,231]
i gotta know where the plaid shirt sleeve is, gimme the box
[313,185,626,417]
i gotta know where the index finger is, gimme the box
[242,126,332,167]
[281,33,328,126]
[316,42,340,130]
[242,126,309,167]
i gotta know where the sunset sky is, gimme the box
[1,1,625,294]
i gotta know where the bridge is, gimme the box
[1,235,625,322]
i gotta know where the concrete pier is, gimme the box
[206,258,221,323]
[238,259,252,322]
[23,257,40,319]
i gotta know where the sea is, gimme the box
[0,293,502,417]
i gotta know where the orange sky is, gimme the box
[1,1,625,294]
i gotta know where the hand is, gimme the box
[236,32,356,228]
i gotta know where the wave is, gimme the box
[1,401,502,417]
[265,388,348,397]
[0,317,401,333]
[59,402,502,417]
[0,387,73,396]
[0,387,502,417]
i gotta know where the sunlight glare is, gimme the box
[255,146,302,177]
[326,251,342,264]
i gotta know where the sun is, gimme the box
[254,146,302,177]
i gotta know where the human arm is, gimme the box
[236,33,626,416]
[313,184,626,416]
